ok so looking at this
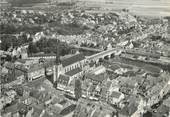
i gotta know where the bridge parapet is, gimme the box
[86,48,123,62]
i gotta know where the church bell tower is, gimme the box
[53,44,61,83]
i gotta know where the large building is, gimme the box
[53,52,86,90]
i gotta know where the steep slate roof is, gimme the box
[86,73,107,83]
[4,102,18,114]
[58,75,70,85]
[88,85,96,92]
[61,53,85,67]
[4,102,27,114]
[101,87,107,98]
[110,91,121,99]
[27,63,44,73]
[65,67,82,76]
[14,69,24,77]
[32,105,44,117]
[120,102,138,116]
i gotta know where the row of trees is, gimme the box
[0,23,43,34]
[27,38,72,56]
[0,34,32,51]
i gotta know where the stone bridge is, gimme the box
[86,48,123,63]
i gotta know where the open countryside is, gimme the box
[83,0,170,17]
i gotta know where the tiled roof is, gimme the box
[86,73,107,83]
[109,73,119,80]
[3,102,18,114]
[16,59,27,64]
[65,67,82,76]
[106,81,112,89]
[82,81,89,90]
[146,83,163,97]
[110,91,121,99]
[89,61,95,67]
[31,91,51,103]
[163,97,170,108]
[44,60,55,68]
[15,69,24,77]
[27,63,44,73]
[88,85,96,92]
[15,64,28,72]
[79,111,87,117]
[58,75,70,84]
[1,72,17,84]
[92,110,101,117]
[32,105,44,117]
[4,102,27,114]
[61,53,85,67]
[120,102,138,116]
[4,62,15,69]
[109,64,120,71]
[101,87,107,97]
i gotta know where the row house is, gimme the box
[108,91,124,104]
[27,65,45,81]
[2,103,33,117]
[2,62,26,88]
[16,62,45,82]
[82,72,112,100]
[85,72,107,85]
[3,61,47,85]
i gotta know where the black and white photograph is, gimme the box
[0,0,170,117]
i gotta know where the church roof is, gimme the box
[58,75,70,85]
[61,53,85,67]
[65,67,82,76]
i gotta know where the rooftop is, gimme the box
[110,91,122,99]
[27,63,44,73]
[3,102,27,114]
[30,90,51,103]
[65,67,82,76]
[163,97,170,108]
[61,53,85,67]
[4,62,15,69]
[58,75,70,84]
[120,102,138,116]
[86,73,108,83]
[32,105,44,117]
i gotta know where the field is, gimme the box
[83,0,170,17]
[3,0,170,17]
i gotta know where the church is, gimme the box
[52,46,87,90]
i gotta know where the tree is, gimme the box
[28,42,38,54]
[74,79,82,100]
[53,81,58,89]
[15,85,24,96]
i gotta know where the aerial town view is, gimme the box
[0,0,170,117]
